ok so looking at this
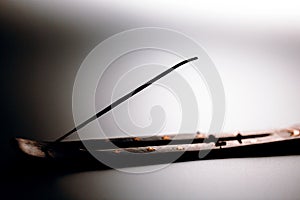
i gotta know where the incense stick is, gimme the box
[55,57,198,142]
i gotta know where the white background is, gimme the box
[2,1,300,199]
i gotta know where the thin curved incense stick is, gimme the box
[55,57,198,142]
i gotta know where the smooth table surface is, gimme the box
[3,155,300,200]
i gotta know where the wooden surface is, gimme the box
[12,128,300,172]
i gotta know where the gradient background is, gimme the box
[1,1,300,199]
